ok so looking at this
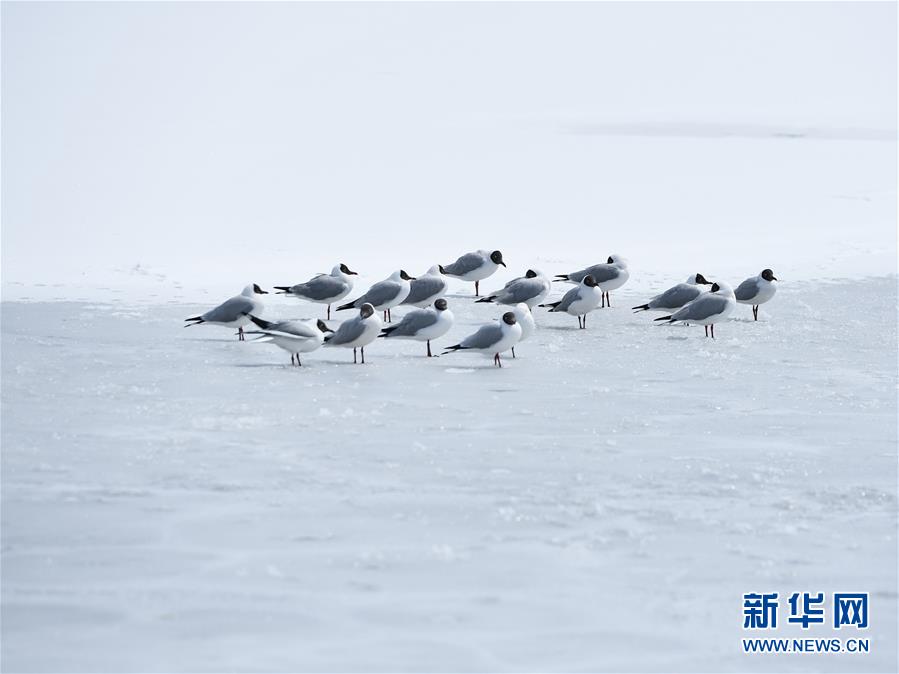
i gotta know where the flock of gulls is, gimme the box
[184,249,778,367]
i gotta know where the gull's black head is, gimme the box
[695,273,711,285]
[360,303,375,319]
[438,264,447,275]
[606,256,614,264]
[525,269,538,279]
[253,283,268,294]
[584,275,598,288]
[502,312,517,326]
[491,250,506,267]
[400,270,415,281]
[434,298,448,311]
[316,319,333,333]
[761,268,777,282]
[710,282,721,293]
[340,263,358,275]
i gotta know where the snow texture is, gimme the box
[2,278,896,672]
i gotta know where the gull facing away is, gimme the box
[273,263,358,320]
[324,303,383,363]
[633,273,712,313]
[510,302,535,358]
[184,284,268,340]
[401,265,449,308]
[443,311,522,368]
[540,275,602,329]
[476,269,551,308]
[244,315,332,366]
[654,281,736,338]
[555,254,629,307]
[735,268,778,321]
[442,249,506,296]
[379,298,454,357]
[336,270,414,323]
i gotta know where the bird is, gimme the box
[273,263,358,320]
[654,281,736,338]
[401,265,449,308]
[244,315,332,366]
[442,249,506,296]
[735,268,778,321]
[336,270,414,323]
[632,273,712,313]
[379,298,454,357]
[443,311,522,367]
[184,284,268,340]
[540,275,602,329]
[510,302,535,358]
[324,303,382,363]
[475,269,551,308]
[555,254,629,307]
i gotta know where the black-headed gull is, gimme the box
[184,283,268,340]
[336,270,414,323]
[541,275,602,329]
[735,269,778,321]
[654,281,736,338]
[510,302,535,358]
[554,254,629,307]
[324,303,383,363]
[274,263,358,320]
[401,265,449,309]
[476,269,551,308]
[633,273,712,313]
[443,311,522,368]
[245,315,332,366]
[379,298,454,357]
[442,249,506,296]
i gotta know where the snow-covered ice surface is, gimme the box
[2,277,896,672]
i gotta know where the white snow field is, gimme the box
[2,275,896,672]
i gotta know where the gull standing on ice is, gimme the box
[476,269,551,308]
[734,268,778,321]
[654,281,736,338]
[540,275,602,329]
[273,263,358,320]
[379,298,454,357]
[442,249,506,296]
[632,273,712,313]
[443,311,522,368]
[324,303,382,363]
[555,254,629,307]
[401,265,449,308]
[244,315,332,366]
[184,283,268,340]
[336,270,414,323]
[510,302,535,358]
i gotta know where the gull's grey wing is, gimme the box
[552,286,582,313]
[402,276,446,305]
[578,264,620,284]
[202,295,255,322]
[495,277,544,303]
[267,320,318,338]
[651,283,702,309]
[386,310,438,337]
[461,323,504,349]
[328,317,366,345]
[357,280,401,307]
[734,277,760,302]
[671,294,729,322]
[292,275,346,301]
[443,252,484,277]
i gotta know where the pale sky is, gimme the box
[2,2,895,298]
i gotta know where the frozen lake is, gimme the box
[2,277,896,671]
